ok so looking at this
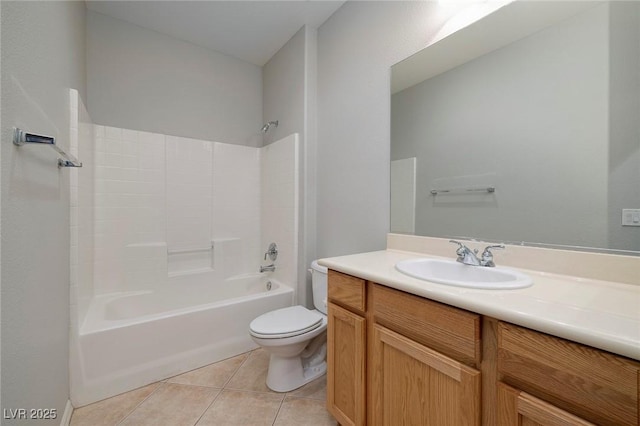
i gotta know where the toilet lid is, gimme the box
[250,306,323,338]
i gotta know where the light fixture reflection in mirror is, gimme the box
[390,1,639,255]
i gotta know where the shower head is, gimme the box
[261,120,279,133]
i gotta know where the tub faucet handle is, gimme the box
[264,242,278,261]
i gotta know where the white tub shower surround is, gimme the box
[68,91,300,406]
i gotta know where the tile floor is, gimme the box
[70,348,337,426]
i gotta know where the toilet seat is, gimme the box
[249,306,323,339]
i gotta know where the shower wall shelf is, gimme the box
[167,242,214,255]
[13,127,82,168]
[430,186,495,195]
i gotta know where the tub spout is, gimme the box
[260,264,276,273]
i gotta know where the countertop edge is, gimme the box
[319,252,640,362]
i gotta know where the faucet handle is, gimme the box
[449,239,465,255]
[449,240,476,253]
[481,244,504,267]
[449,239,464,248]
[449,240,474,261]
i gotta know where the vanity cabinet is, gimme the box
[326,268,640,426]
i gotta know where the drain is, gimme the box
[266,281,272,291]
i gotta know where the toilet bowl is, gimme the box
[249,260,328,392]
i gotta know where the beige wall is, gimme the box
[87,11,263,147]
[1,1,87,422]
[263,26,318,307]
[316,1,498,258]
[262,26,306,147]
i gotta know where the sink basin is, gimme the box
[395,258,532,289]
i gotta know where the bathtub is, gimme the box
[70,273,294,407]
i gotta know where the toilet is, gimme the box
[249,260,328,392]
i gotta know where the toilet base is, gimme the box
[265,342,327,392]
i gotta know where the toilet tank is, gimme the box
[311,260,328,315]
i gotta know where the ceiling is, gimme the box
[86,1,345,66]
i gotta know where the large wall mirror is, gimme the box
[390,1,639,255]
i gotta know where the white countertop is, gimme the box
[319,249,640,361]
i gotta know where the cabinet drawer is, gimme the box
[497,382,596,426]
[497,321,639,426]
[372,284,481,366]
[328,270,366,313]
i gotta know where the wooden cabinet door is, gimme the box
[370,324,480,426]
[327,302,366,426]
[497,382,596,426]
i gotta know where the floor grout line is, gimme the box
[197,348,282,426]
[163,382,225,391]
[192,387,223,426]
[115,381,165,426]
[271,394,287,426]
[220,387,286,397]
[282,394,326,402]
[219,349,254,389]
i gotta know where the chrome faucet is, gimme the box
[260,264,276,273]
[260,243,278,272]
[450,240,504,267]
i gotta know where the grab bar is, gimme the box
[13,127,82,168]
[430,186,495,195]
[167,242,214,255]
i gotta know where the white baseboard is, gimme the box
[60,400,73,426]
